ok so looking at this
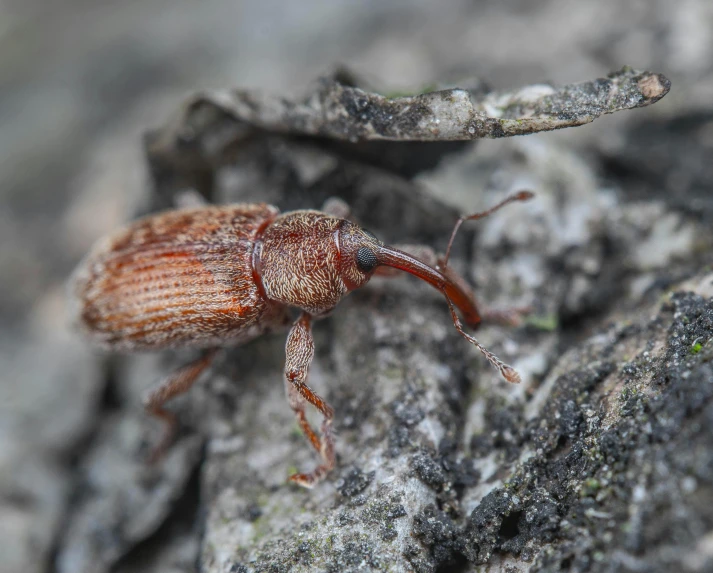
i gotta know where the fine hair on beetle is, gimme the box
[70,190,533,487]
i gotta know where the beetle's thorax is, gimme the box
[254,211,346,315]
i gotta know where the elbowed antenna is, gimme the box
[374,190,534,384]
[376,245,521,384]
[443,190,535,267]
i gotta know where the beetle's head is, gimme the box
[337,220,483,327]
[258,210,481,324]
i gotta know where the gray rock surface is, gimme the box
[1,2,712,573]
[151,66,668,143]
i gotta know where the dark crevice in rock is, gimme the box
[110,451,204,572]
[497,510,523,541]
[45,358,122,573]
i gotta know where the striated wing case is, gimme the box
[70,203,282,351]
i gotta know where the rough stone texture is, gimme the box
[2,2,713,573]
[143,67,669,193]
[148,66,668,144]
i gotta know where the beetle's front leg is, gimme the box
[284,312,335,488]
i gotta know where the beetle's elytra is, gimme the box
[70,193,532,487]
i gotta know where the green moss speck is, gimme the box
[580,478,601,497]
[383,367,402,381]
[690,341,704,354]
[525,313,559,331]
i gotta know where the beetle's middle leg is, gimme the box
[143,348,218,462]
[284,312,335,488]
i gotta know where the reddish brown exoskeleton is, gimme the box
[70,191,532,487]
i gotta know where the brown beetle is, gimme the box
[70,192,532,487]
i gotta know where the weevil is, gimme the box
[70,191,532,487]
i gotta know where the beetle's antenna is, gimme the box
[442,191,534,268]
[376,245,520,383]
[443,295,520,383]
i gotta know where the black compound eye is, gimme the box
[356,247,378,273]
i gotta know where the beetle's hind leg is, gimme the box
[284,312,335,488]
[143,348,218,463]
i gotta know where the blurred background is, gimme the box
[1,1,711,572]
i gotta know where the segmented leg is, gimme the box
[284,312,335,488]
[143,349,218,462]
[285,378,322,454]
